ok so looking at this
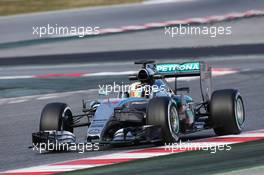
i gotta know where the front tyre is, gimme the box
[147,97,180,143]
[39,103,73,133]
[210,89,245,135]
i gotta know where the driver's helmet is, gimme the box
[129,82,143,98]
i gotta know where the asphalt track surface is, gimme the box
[0,0,264,44]
[1,16,264,64]
[1,56,264,172]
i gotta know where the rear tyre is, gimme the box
[147,97,180,143]
[39,103,73,133]
[210,89,245,135]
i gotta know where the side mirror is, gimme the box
[89,101,100,110]
[98,90,108,96]
[82,100,100,112]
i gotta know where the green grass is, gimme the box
[0,0,142,16]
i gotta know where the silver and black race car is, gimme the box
[32,61,245,150]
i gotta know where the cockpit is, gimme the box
[127,79,173,98]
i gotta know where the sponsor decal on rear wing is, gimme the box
[155,62,202,77]
[156,62,200,73]
[155,62,212,101]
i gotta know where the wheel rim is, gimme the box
[62,107,73,132]
[168,104,179,139]
[235,97,244,129]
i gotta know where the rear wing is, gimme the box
[154,61,212,102]
[155,62,207,77]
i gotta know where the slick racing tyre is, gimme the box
[39,103,73,133]
[147,97,180,143]
[210,89,245,135]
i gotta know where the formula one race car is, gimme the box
[32,61,245,150]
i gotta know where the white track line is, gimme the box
[0,89,97,106]
[0,75,34,80]
[85,152,170,159]
[218,133,264,138]
[7,99,28,104]
[36,95,60,100]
